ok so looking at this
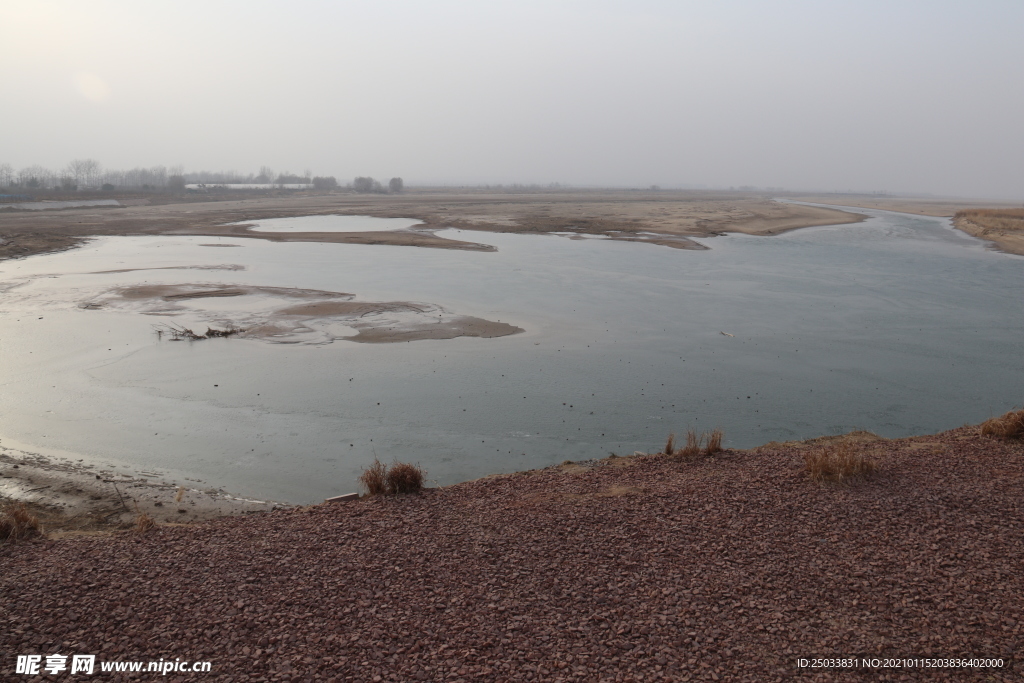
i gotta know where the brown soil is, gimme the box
[2,424,1021,681]
[0,189,866,264]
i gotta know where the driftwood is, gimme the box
[154,323,243,341]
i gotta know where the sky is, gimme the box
[2,0,1023,198]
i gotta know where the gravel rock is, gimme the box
[2,426,1021,681]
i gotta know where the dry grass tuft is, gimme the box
[981,409,1024,439]
[360,459,426,495]
[386,462,426,494]
[679,430,702,457]
[359,458,389,496]
[804,443,876,483]
[0,503,41,543]
[705,428,723,455]
[673,428,725,458]
[134,511,156,534]
[663,433,676,456]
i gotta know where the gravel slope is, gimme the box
[2,427,1022,682]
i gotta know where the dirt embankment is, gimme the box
[0,189,866,263]
[953,210,1024,257]
[2,424,1022,681]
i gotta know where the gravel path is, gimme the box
[2,427,1022,681]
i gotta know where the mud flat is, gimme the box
[80,283,523,344]
[0,445,281,536]
[3,422,1022,680]
[0,189,867,262]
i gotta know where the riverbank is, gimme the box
[791,194,1024,256]
[3,421,1021,681]
[0,189,865,263]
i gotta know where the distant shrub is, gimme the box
[388,177,404,193]
[101,183,115,191]
[0,503,41,543]
[981,409,1024,439]
[312,176,338,190]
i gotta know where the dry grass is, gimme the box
[956,209,1024,234]
[386,462,426,494]
[981,409,1024,439]
[359,458,389,496]
[359,459,426,495]
[672,428,725,458]
[804,443,877,483]
[679,430,702,457]
[663,433,676,456]
[134,511,156,534]
[706,428,723,455]
[0,502,41,543]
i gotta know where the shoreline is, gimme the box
[0,417,1011,538]
[4,418,1021,681]
[791,195,1024,256]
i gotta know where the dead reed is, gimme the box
[804,443,876,483]
[0,503,41,543]
[706,428,723,455]
[671,428,725,458]
[386,462,426,494]
[358,458,389,495]
[663,433,676,456]
[981,409,1024,439]
[134,511,156,534]
[679,430,702,457]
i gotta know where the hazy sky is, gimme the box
[3,0,1023,197]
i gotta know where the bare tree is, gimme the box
[0,163,12,188]
[255,166,275,184]
[389,177,404,193]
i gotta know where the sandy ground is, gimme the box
[2,423,1021,681]
[952,216,1024,257]
[0,189,867,263]
[0,446,284,537]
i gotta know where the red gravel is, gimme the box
[2,427,1022,682]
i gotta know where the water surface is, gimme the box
[0,207,1021,502]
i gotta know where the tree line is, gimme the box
[0,159,404,194]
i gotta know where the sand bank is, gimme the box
[81,283,524,344]
[0,189,867,263]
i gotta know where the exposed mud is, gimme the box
[80,283,524,344]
